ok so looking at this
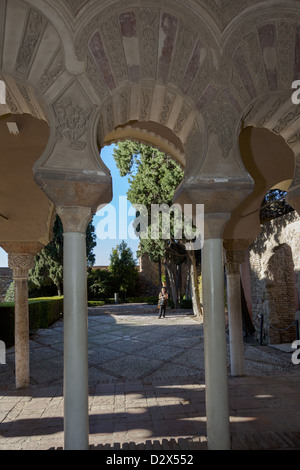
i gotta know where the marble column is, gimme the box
[8,253,35,389]
[57,206,92,451]
[202,216,231,451]
[225,250,245,377]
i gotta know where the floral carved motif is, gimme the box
[53,98,91,150]
[202,90,239,159]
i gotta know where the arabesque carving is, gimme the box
[54,98,91,150]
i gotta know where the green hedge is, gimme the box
[179,298,193,309]
[88,300,106,307]
[0,297,63,348]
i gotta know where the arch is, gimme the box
[103,121,185,168]
[224,126,295,242]
[71,0,219,177]
[214,1,300,204]
[0,113,54,247]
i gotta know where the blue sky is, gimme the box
[0,144,139,268]
[94,144,139,266]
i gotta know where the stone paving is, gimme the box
[1,304,300,450]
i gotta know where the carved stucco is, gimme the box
[0,0,300,228]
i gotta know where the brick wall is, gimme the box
[249,211,300,344]
[0,268,13,302]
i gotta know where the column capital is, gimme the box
[56,206,93,234]
[173,177,254,240]
[8,253,35,280]
[225,250,245,275]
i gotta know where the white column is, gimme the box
[8,253,35,390]
[57,207,91,451]
[202,237,231,450]
[225,251,245,377]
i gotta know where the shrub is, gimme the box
[87,300,106,307]
[0,297,63,348]
[179,298,193,309]
[126,296,158,304]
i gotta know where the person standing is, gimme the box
[158,287,168,319]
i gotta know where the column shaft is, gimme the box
[8,253,35,390]
[226,272,245,376]
[63,231,89,451]
[225,250,246,378]
[15,278,30,389]
[203,239,231,450]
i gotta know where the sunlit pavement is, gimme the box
[1,304,300,450]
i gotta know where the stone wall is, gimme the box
[249,211,300,344]
[0,268,13,302]
[138,254,189,299]
[138,254,161,297]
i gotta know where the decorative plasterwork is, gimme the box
[15,8,48,78]
[8,253,35,280]
[202,90,240,159]
[1,0,300,194]
[225,254,246,275]
[0,74,48,121]
[53,97,91,150]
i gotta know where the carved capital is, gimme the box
[8,253,35,280]
[225,250,245,275]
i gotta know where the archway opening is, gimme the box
[224,126,295,242]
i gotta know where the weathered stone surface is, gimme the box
[249,212,300,344]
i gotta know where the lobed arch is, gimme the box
[71,0,217,179]
[223,125,296,243]
[102,120,186,169]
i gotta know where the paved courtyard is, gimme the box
[1,304,300,450]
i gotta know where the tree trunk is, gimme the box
[188,251,203,318]
[185,268,191,300]
[158,258,162,291]
[176,264,181,304]
[164,261,178,309]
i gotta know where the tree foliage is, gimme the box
[114,141,184,207]
[109,240,139,298]
[29,215,97,297]
[87,268,114,300]
[113,141,203,312]
[260,190,294,223]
